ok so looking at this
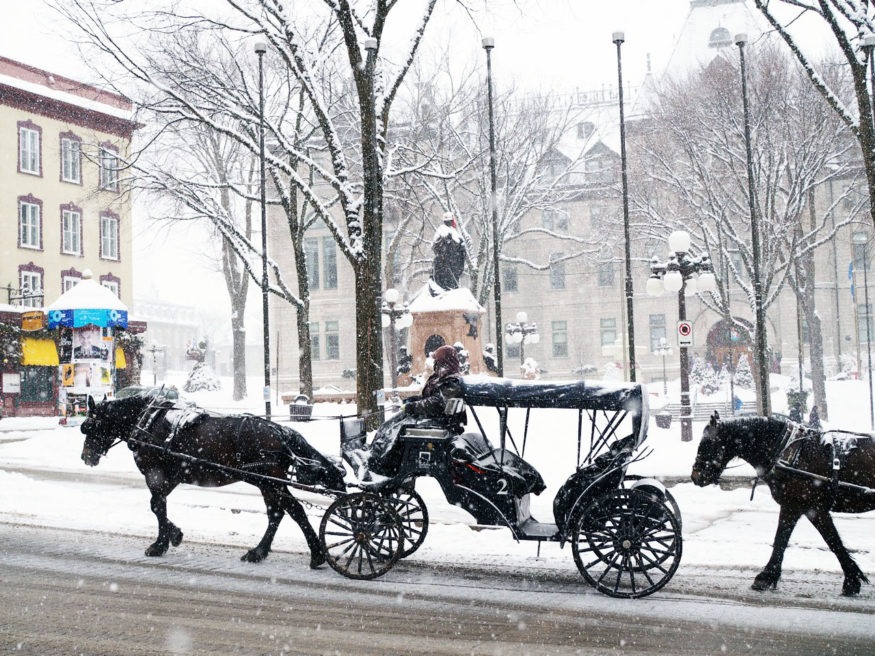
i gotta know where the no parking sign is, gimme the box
[677,320,693,347]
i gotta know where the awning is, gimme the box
[115,346,127,369]
[21,338,60,366]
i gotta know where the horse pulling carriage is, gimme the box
[692,412,875,596]
[320,377,683,598]
[80,377,682,599]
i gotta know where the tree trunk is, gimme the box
[231,304,247,401]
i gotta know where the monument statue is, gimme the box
[431,212,466,292]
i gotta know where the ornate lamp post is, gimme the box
[381,288,412,390]
[647,230,717,441]
[504,311,540,366]
[735,33,771,417]
[255,41,271,420]
[613,31,637,382]
[483,36,503,377]
[653,337,672,396]
[146,343,165,387]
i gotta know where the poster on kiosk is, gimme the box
[45,271,128,413]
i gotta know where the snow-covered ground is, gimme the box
[1,372,874,601]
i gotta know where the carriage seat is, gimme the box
[450,432,546,497]
[552,433,637,529]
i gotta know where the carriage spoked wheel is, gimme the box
[623,475,683,531]
[385,488,429,558]
[319,492,404,580]
[571,488,682,599]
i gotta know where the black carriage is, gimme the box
[319,377,683,598]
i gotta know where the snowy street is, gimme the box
[2,390,875,654]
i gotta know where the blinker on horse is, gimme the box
[691,411,874,596]
[81,389,345,568]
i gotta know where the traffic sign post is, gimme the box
[677,320,693,347]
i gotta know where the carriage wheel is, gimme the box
[624,475,683,531]
[319,492,403,580]
[571,488,682,599]
[386,489,429,558]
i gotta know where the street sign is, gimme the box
[677,320,693,347]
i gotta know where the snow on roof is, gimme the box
[45,277,128,312]
[0,56,132,120]
[408,284,485,314]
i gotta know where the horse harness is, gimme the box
[756,422,871,508]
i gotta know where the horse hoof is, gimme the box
[310,552,326,569]
[145,544,167,557]
[241,549,267,563]
[842,581,861,597]
[170,528,183,547]
[751,578,777,592]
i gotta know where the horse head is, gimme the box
[80,394,146,466]
[691,411,735,486]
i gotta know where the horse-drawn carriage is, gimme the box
[80,377,682,598]
[320,376,683,598]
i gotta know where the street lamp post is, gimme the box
[854,232,875,429]
[381,288,412,390]
[653,337,672,396]
[255,41,271,420]
[505,311,540,367]
[735,33,771,417]
[483,37,503,377]
[146,343,165,387]
[613,31,637,382]
[647,230,717,441]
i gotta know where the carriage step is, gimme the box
[518,519,559,539]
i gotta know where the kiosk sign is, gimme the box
[677,320,693,347]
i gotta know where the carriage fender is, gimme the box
[630,477,667,498]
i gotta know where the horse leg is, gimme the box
[806,510,869,596]
[145,487,183,557]
[280,492,324,569]
[752,506,802,591]
[242,486,284,563]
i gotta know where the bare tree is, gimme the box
[632,44,857,415]
[753,0,875,233]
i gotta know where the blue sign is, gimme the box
[47,308,128,329]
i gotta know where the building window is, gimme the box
[542,208,568,233]
[506,344,520,360]
[304,237,320,289]
[19,196,42,249]
[99,144,119,191]
[20,366,54,402]
[19,268,43,308]
[325,320,340,360]
[598,261,614,287]
[102,279,120,298]
[577,121,595,139]
[310,322,320,361]
[550,253,566,289]
[322,237,338,290]
[552,320,568,358]
[18,121,41,175]
[649,313,667,352]
[503,265,518,292]
[62,272,82,292]
[60,133,82,183]
[600,317,618,347]
[61,206,82,255]
[100,212,119,260]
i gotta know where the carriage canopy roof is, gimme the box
[459,376,649,448]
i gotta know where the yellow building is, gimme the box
[0,56,137,416]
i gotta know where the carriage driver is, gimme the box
[403,344,464,418]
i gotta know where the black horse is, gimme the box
[81,390,345,568]
[691,412,874,596]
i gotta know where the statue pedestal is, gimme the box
[407,286,489,379]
